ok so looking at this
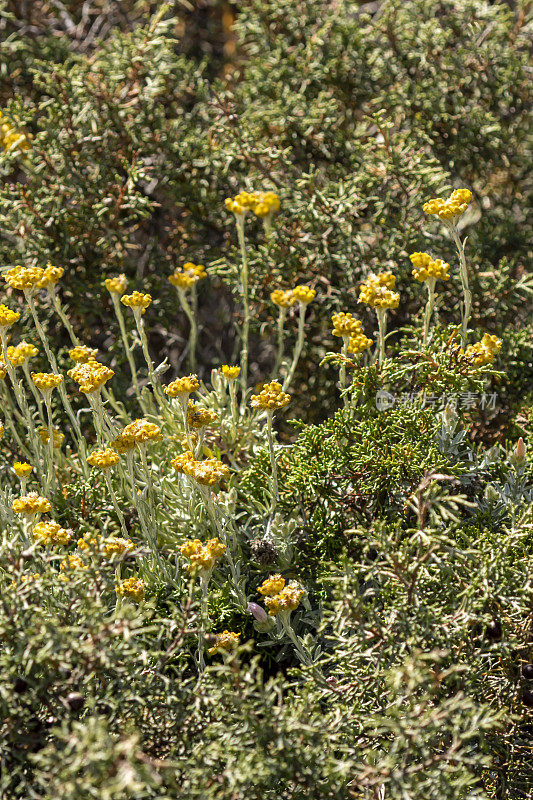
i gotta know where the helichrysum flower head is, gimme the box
[187,401,218,429]
[103,537,134,558]
[264,582,305,617]
[39,427,64,448]
[172,453,229,486]
[169,262,207,290]
[4,266,45,292]
[164,374,199,398]
[171,450,195,474]
[68,359,114,394]
[69,345,98,363]
[423,188,472,221]
[0,304,20,329]
[116,576,145,602]
[0,111,31,153]
[358,273,400,310]
[38,264,64,288]
[347,332,373,355]
[33,521,71,546]
[87,448,120,470]
[13,461,33,478]
[13,492,51,516]
[105,274,128,296]
[111,433,137,454]
[121,418,162,445]
[292,285,316,305]
[225,190,259,216]
[221,365,241,380]
[258,574,286,596]
[252,191,280,218]
[462,333,502,367]
[121,291,151,314]
[31,372,63,393]
[207,630,241,656]
[180,537,226,575]
[332,312,363,338]
[410,252,450,283]
[250,381,291,411]
[60,554,87,572]
[271,289,296,308]
[7,341,38,366]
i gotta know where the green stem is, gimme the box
[448,223,471,348]
[283,302,307,391]
[339,336,349,399]
[422,279,436,347]
[376,309,387,367]
[266,410,278,511]
[177,289,198,372]
[111,294,141,401]
[203,489,246,609]
[272,306,287,378]
[236,216,249,396]
[43,396,57,492]
[51,293,79,347]
[104,470,129,538]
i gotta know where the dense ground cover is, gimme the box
[0,2,531,798]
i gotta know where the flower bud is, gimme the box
[515,437,526,465]
[247,602,268,623]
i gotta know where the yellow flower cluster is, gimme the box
[39,427,64,448]
[13,493,51,516]
[116,576,145,602]
[121,418,162,445]
[463,333,502,367]
[60,554,87,572]
[111,433,137,454]
[187,401,218,429]
[171,452,230,486]
[423,188,472,221]
[164,374,199,398]
[33,521,71,546]
[179,537,226,574]
[103,537,134,557]
[347,332,373,355]
[258,574,305,617]
[4,266,45,292]
[105,274,128,296]
[13,461,33,478]
[225,190,280,218]
[39,264,64,288]
[410,252,450,283]
[358,272,400,310]
[87,448,120,470]
[0,304,20,329]
[7,341,38,366]
[221,365,240,380]
[331,312,363,338]
[271,289,296,308]
[207,630,240,655]
[0,111,31,153]
[69,345,98,363]
[68,359,114,394]
[250,381,291,411]
[292,285,316,305]
[121,291,152,314]
[0,363,6,380]
[31,372,63,393]
[169,262,207,290]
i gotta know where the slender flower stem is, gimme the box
[422,279,436,347]
[22,362,44,418]
[111,294,141,401]
[280,616,313,666]
[339,336,349,399]
[104,471,128,537]
[43,396,57,492]
[236,215,250,396]
[376,309,387,367]
[283,302,306,391]
[272,306,287,378]
[197,577,209,672]
[266,410,278,511]
[447,223,471,348]
[177,289,198,371]
[228,380,238,440]
[203,488,246,609]
[51,292,79,346]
